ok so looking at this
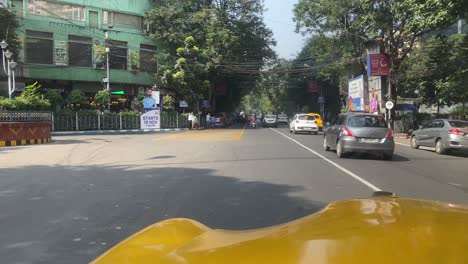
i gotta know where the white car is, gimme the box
[290,114,319,134]
[277,114,289,124]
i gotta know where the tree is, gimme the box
[66,89,85,106]
[146,0,276,110]
[162,36,210,111]
[94,89,110,107]
[0,6,20,59]
[44,90,64,111]
[162,95,175,110]
[0,82,51,110]
[294,0,466,113]
[399,34,468,112]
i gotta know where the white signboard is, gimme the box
[152,91,160,105]
[140,109,160,129]
[179,100,188,108]
[348,75,365,111]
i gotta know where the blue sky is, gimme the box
[263,0,306,59]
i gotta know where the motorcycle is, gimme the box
[250,119,257,128]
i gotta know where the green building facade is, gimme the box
[11,0,157,110]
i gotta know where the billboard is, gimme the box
[348,75,365,111]
[367,53,390,76]
[306,80,320,93]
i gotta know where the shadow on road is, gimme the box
[0,165,325,264]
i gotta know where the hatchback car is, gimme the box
[410,119,468,154]
[323,113,394,160]
[290,114,318,134]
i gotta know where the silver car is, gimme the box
[323,113,395,160]
[410,119,468,154]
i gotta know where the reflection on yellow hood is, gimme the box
[91,198,468,264]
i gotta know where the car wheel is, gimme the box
[293,127,297,134]
[289,128,292,133]
[435,139,446,155]
[410,136,419,149]
[336,140,347,158]
[323,137,330,151]
[382,153,393,161]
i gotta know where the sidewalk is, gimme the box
[52,128,189,136]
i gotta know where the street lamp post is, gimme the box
[1,40,16,100]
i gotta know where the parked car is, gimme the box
[290,114,318,134]
[277,114,289,124]
[262,114,278,127]
[323,113,394,160]
[212,113,226,128]
[410,119,468,154]
[308,112,324,131]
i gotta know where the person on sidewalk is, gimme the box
[206,112,211,128]
[192,114,199,130]
[188,112,193,130]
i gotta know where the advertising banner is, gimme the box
[306,80,320,93]
[348,75,365,111]
[367,53,390,76]
[140,110,160,129]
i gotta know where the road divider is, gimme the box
[270,128,382,192]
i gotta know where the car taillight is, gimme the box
[449,129,465,135]
[386,130,394,139]
[342,127,353,137]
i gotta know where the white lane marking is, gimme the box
[270,128,382,192]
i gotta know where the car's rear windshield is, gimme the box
[449,121,468,128]
[265,115,276,118]
[348,115,387,128]
[298,115,315,120]
[278,114,287,118]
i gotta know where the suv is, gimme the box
[323,113,394,160]
[277,114,289,124]
[262,114,278,127]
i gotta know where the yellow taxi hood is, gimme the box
[90,198,468,264]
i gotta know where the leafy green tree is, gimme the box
[399,34,468,112]
[163,36,210,111]
[66,89,85,106]
[44,90,64,111]
[146,0,275,110]
[0,82,51,110]
[0,6,20,59]
[294,0,466,102]
[162,95,175,110]
[94,89,110,107]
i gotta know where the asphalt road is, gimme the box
[1,125,467,264]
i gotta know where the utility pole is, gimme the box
[104,30,110,111]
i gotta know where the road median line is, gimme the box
[270,128,382,192]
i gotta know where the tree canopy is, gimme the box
[146,0,276,110]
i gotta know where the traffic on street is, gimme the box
[1,0,467,263]
[1,122,468,263]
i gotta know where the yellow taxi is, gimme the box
[308,112,323,130]
[90,196,468,264]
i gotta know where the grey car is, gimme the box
[323,113,395,160]
[410,119,468,154]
